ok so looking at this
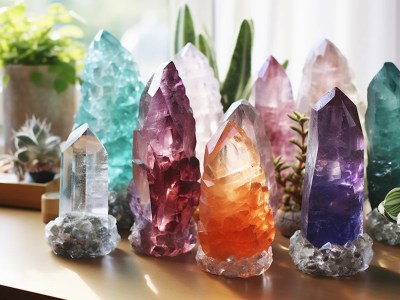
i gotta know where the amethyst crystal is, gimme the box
[302,87,364,248]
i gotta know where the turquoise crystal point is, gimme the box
[366,62,400,209]
[74,30,144,194]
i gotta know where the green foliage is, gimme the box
[174,4,253,112]
[14,116,61,172]
[378,188,400,223]
[0,1,85,93]
[274,112,309,211]
[281,59,289,70]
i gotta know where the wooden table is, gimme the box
[0,207,399,300]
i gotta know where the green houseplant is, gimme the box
[0,1,84,152]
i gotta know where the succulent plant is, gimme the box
[378,188,400,223]
[0,153,25,181]
[14,116,61,174]
[274,112,309,212]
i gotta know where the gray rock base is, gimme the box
[45,213,121,258]
[365,208,400,246]
[289,230,373,277]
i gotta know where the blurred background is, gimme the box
[0,0,399,134]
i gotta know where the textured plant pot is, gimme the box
[275,209,301,237]
[2,65,76,152]
[29,171,55,183]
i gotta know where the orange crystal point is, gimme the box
[198,120,275,260]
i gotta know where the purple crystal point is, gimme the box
[129,62,200,257]
[253,55,296,162]
[302,87,364,248]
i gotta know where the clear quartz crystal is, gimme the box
[60,123,108,219]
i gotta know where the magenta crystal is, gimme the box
[302,87,364,248]
[252,55,297,162]
[129,62,200,256]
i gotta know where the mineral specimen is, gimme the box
[296,39,362,116]
[221,100,279,212]
[290,88,372,276]
[74,30,144,227]
[174,43,223,170]
[46,123,120,258]
[301,87,364,247]
[129,62,200,257]
[196,120,275,278]
[366,62,400,209]
[252,55,296,162]
[365,209,400,246]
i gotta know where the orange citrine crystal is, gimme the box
[198,120,275,260]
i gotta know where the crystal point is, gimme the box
[174,43,223,170]
[222,100,279,212]
[74,30,144,224]
[197,120,275,277]
[366,62,400,209]
[252,55,297,162]
[302,87,364,248]
[297,39,362,116]
[129,62,200,257]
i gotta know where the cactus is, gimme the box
[14,116,61,174]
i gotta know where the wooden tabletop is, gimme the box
[0,207,399,300]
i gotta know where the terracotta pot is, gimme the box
[275,209,301,238]
[2,65,76,152]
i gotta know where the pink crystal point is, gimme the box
[129,62,201,257]
[297,39,361,116]
[253,55,297,163]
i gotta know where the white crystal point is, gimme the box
[174,43,223,170]
[60,123,108,219]
[296,39,363,117]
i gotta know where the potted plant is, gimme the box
[13,116,61,183]
[274,112,309,237]
[0,1,84,152]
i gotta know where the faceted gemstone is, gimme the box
[174,43,223,170]
[366,63,400,209]
[129,62,200,257]
[221,100,279,212]
[252,55,297,162]
[198,120,275,260]
[74,30,144,225]
[60,123,108,219]
[296,39,363,117]
[302,87,364,248]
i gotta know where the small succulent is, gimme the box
[14,116,61,174]
[274,112,309,212]
[0,153,25,181]
[378,188,400,224]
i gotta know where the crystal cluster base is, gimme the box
[365,208,400,246]
[129,217,197,257]
[196,246,273,278]
[45,214,121,258]
[289,231,373,277]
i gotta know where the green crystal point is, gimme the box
[366,62,400,209]
[74,30,144,193]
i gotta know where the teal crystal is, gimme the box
[74,30,144,226]
[366,62,400,209]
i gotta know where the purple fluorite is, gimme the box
[129,62,200,257]
[302,87,364,248]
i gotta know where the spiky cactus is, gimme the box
[14,116,61,174]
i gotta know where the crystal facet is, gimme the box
[221,100,279,212]
[196,120,275,278]
[174,43,223,170]
[74,30,144,227]
[252,55,297,162]
[366,63,400,209]
[46,123,120,258]
[301,88,364,248]
[296,39,362,116]
[129,62,200,257]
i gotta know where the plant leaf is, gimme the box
[30,71,43,86]
[15,133,37,147]
[220,19,254,112]
[174,4,196,54]
[15,148,31,163]
[54,78,68,93]
[281,59,289,70]
[197,33,219,80]
[2,74,10,85]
